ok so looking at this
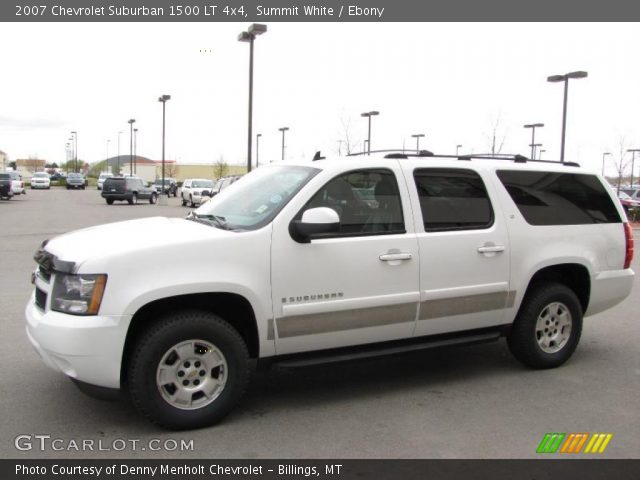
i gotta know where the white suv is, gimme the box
[181,178,216,207]
[25,153,634,429]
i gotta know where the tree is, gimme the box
[337,114,360,155]
[484,115,507,155]
[213,157,229,179]
[611,136,632,194]
[164,162,178,179]
[9,161,17,170]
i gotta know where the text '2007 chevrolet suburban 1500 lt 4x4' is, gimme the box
[26,152,634,429]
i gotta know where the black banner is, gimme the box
[4,459,640,480]
[3,0,640,22]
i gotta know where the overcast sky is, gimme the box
[0,22,638,175]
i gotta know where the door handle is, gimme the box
[477,245,505,253]
[379,253,413,262]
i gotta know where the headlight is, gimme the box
[51,273,107,315]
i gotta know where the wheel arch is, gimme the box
[522,263,591,314]
[121,292,259,386]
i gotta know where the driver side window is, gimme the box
[302,169,405,236]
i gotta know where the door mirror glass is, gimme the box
[290,207,340,243]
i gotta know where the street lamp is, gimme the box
[128,119,135,176]
[361,111,379,155]
[627,149,640,187]
[106,139,110,173]
[256,133,262,167]
[539,149,546,160]
[158,94,171,202]
[65,142,71,174]
[238,23,267,174]
[524,123,544,160]
[117,131,123,175]
[456,144,463,156]
[70,131,77,173]
[278,127,289,161]
[601,152,611,176]
[529,143,543,160]
[133,128,139,174]
[411,133,425,153]
[547,70,588,163]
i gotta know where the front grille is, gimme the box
[35,287,47,311]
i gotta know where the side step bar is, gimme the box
[268,329,504,369]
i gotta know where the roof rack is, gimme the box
[347,149,580,167]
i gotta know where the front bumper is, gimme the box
[25,293,131,389]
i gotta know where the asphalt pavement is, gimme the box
[1,188,638,459]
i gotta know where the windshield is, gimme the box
[69,173,82,178]
[194,165,319,230]
[618,192,631,200]
[33,173,48,178]
[192,180,214,188]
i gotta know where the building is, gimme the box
[0,150,7,171]
[15,158,46,178]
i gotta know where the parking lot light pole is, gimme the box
[256,133,262,167]
[70,131,77,173]
[238,23,267,174]
[133,128,138,174]
[601,152,611,176]
[106,139,110,173]
[529,143,543,160]
[158,94,171,205]
[628,149,640,187]
[411,133,425,153]
[547,71,588,163]
[361,111,379,155]
[128,119,135,176]
[278,127,289,161]
[117,131,123,175]
[524,123,544,160]
[456,144,463,156]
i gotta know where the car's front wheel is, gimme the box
[190,195,196,208]
[127,311,250,430]
[106,199,114,205]
[150,193,157,204]
[507,282,582,369]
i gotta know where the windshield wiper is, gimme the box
[186,213,232,230]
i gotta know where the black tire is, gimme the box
[190,195,196,208]
[181,195,187,207]
[507,282,582,369]
[127,311,250,430]
[106,199,114,205]
[128,193,137,205]
[150,193,157,204]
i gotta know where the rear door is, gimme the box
[404,164,511,336]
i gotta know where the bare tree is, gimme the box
[611,136,632,194]
[213,157,229,179]
[337,114,360,155]
[164,163,178,178]
[484,115,508,155]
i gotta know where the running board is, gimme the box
[269,329,503,369]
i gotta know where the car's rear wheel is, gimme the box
[507,282,582,369]
[106,199,114,205]
[128,311,250,430]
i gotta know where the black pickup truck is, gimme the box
[0,173,14,200]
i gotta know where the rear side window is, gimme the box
[496,170,621,225]
[413,168,493,232]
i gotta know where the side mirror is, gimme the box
[289,207,340,243]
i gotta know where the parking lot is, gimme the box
[1,187,639,459]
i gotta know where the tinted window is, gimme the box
[0,174,9,179]
[302,169,405,236]
[497,170,621,225]
[414,168,493,232]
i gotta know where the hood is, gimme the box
[44,216,231,268]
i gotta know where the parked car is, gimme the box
[0,173,14,200]
[26,153,635,429]
[181,178,215,207]
[30,172,51,189]
[153,178,178,197]
[211,175,242,196]
[101,176,158,205]
[7,171,25,195]
[621,188,640,202]
[97,173,113,190]
[618,191,640,216]
[66,173,86,190]
[49,172,64,182]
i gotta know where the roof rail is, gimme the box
[347,149,580,167]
